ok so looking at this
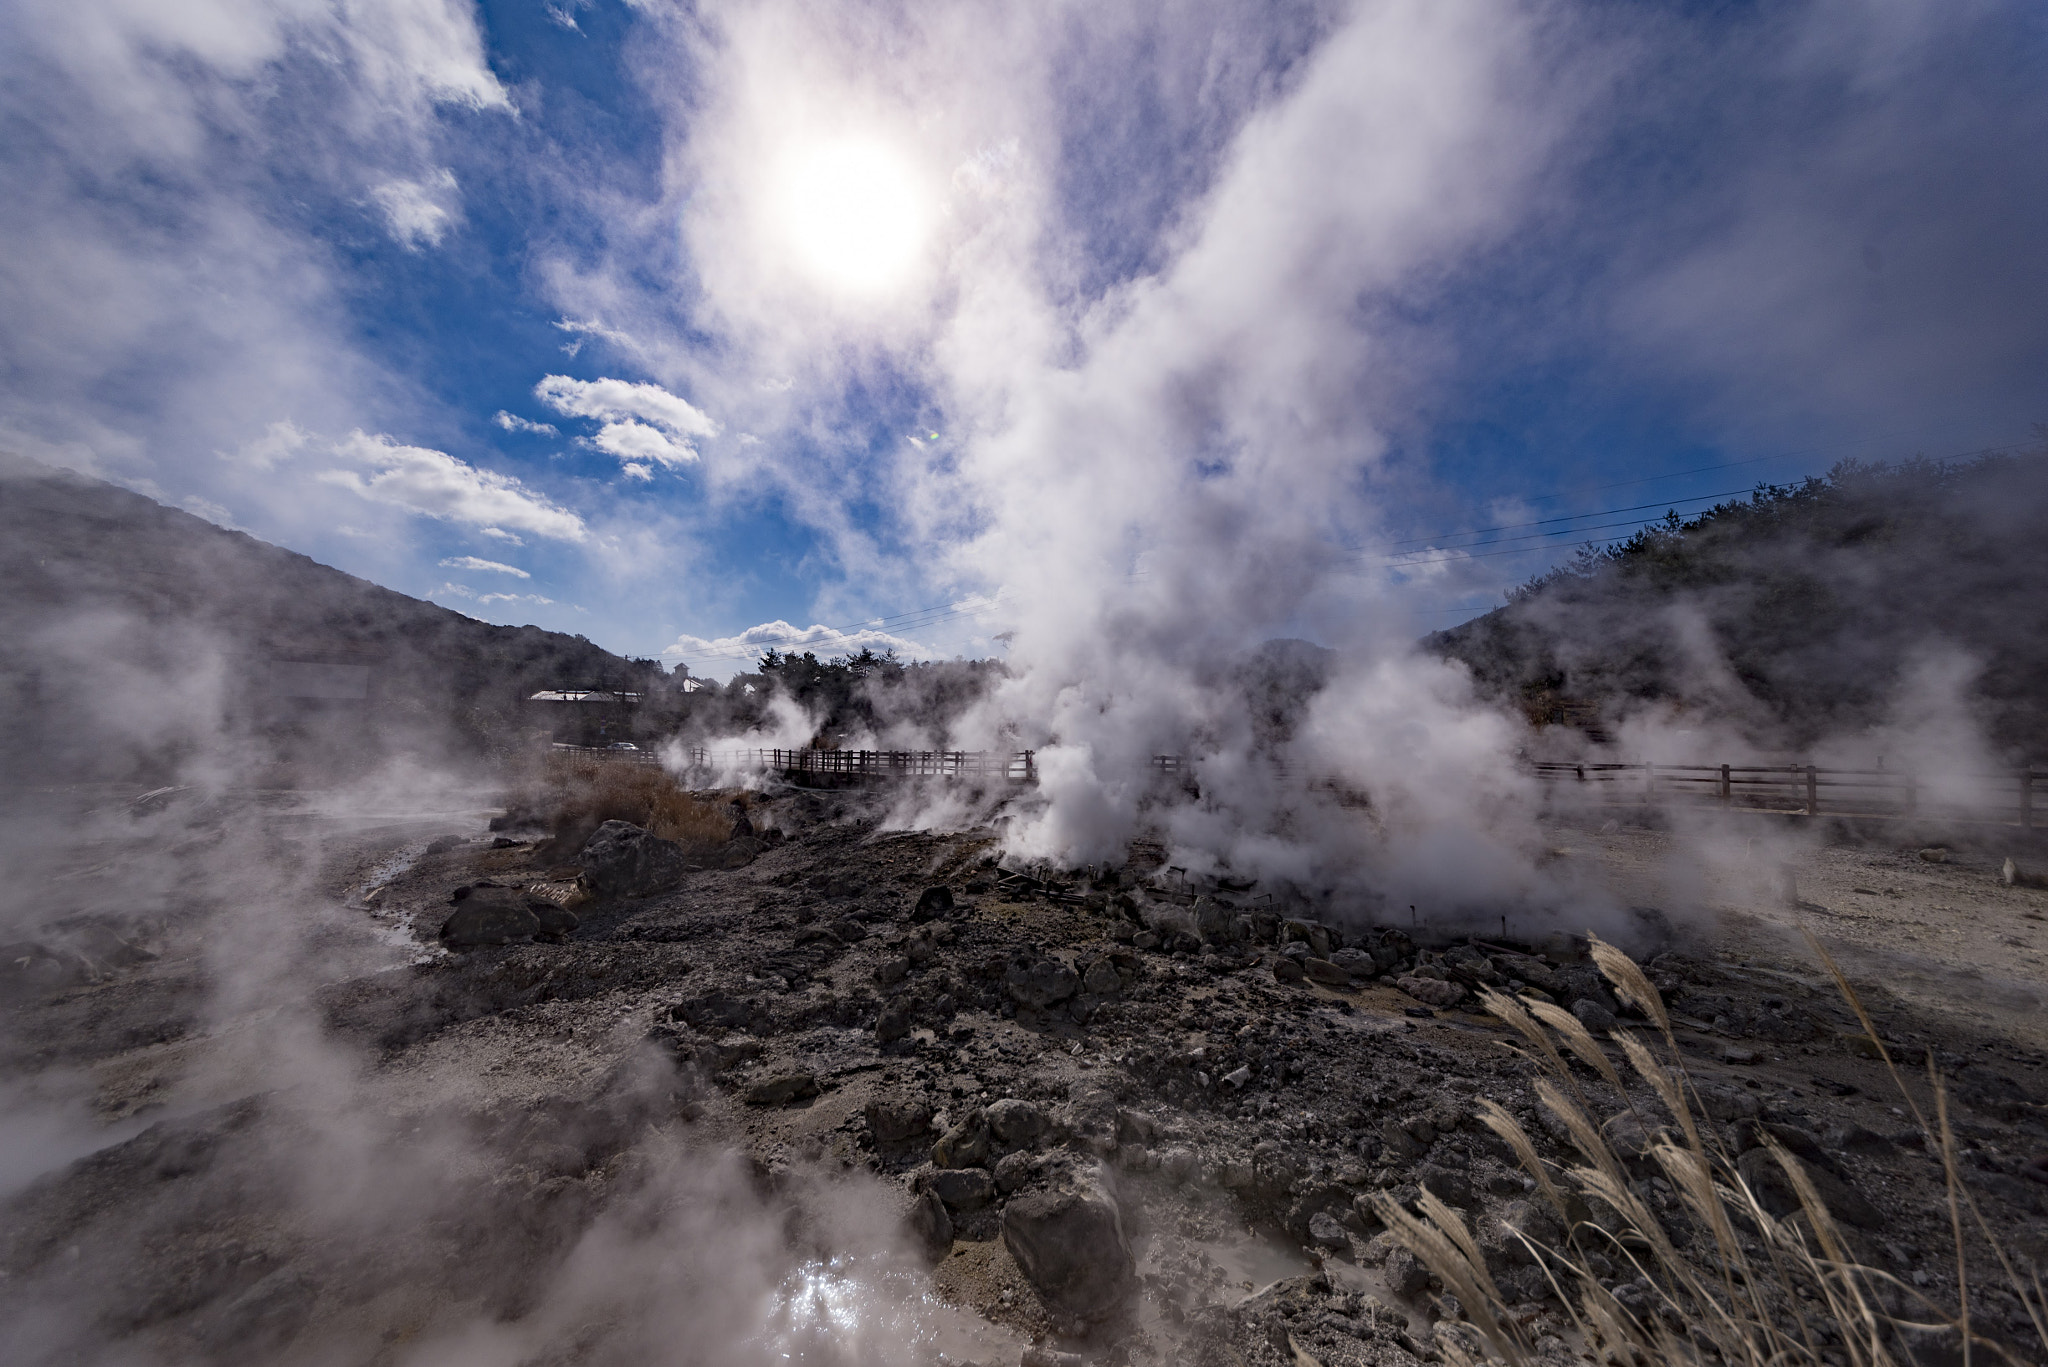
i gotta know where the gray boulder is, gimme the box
[865,1096,933,1144]
[1000,1182,1136,1321]
[908,1188,952,1258]
[926,1166,996,1211]
[580,820,693,898]
[440,889,541,948]
[985,1098,1050,1150]
[1006,957,1080,1009]
[932,1109,990,1169]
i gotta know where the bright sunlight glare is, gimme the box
[775,137,931,296]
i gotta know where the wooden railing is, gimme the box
[681,748,1038,783]
[1531,761,2043,827]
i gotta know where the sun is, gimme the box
[773,136,931,297]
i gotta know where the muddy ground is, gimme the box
[3,783,2046,1366]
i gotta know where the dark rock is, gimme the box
[913,886,954,918]
[530,901,579,940]
[580,820,692,898]
[439,892,540,949]
[1302,958,1350,987]
[993,1150,1038,1194]
[1272,957,1306,985]
[1570,998,1616,1032]
[1001,1183,1136,1321]
[926,1166,996,1211]
[721,836,766,869]
[1308,1211,1351,1249]
[1006,957,1080,1009]
[744,1073,819,1107]
[1485,1200,1560,1267]
[932,1109,991,1169]
[1081,957,1122,996]
[875,956,911,987]
[909,1187,952,1258]
[875,1000,915,1044]
[1736,1147,1882,1228]
[1384,1245,1430,1298]
[671,993,756,1031]
[986,1098,1050,1150]
[1417,1165,1475,1208]
[424,835,463,855]
[865,1096,934,1144]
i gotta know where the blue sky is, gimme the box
[3,0,2045,679]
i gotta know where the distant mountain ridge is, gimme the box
[0,453,649,782]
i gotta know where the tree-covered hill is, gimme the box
[0,453,653,781]
[1426,444,2048,760]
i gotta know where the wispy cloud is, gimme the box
[321,432,587,542]
[369,170,461,249]
[438,555,530,577]
[493,410,559,436]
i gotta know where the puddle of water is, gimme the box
[754,1256,1018,1366]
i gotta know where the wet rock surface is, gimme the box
[4,792,2047,1365]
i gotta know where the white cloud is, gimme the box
[534,374,717,470]
[477,526,525,544]
[369,169,461,249]
[552,317,638,358]
[620,460,654,481]
[493,410,558,435]
[438,555,530,578]
[592,419,691,468]
[660,619,933,672]
[321,431,588,542]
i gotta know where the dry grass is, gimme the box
[522,754,737,852]
[1374,932,2048,1367]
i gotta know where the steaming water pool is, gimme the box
[754,1256,1019,1366]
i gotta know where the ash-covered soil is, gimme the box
[3,785,2047,1366]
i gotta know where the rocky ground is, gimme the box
[3,783,2047,1366]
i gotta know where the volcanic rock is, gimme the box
[1571,997,1617,1031]
[909,1188,952,1257]
[913,885,954,918]
[932,1109,990,1169]
[985,1097,1050,1150]
[1005,957,1080,1009]
[1396,975,1464,1009]
[1000,1179,1136,1321]
[925,1165,996,1211]
[865,1096,934,1144]
[580,820,692,899]
[439,890,540,948]
[744,1072,819,1107]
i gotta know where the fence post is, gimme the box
[1719,764,1731,802]
[1805,765,1819,816]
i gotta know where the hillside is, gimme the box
[1427,446,2048,760]
[0,454,654,783]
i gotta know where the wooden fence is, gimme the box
[1532,761,2043,828]
[681,747,1039,784]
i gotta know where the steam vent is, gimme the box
[6,3,2048,1365]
